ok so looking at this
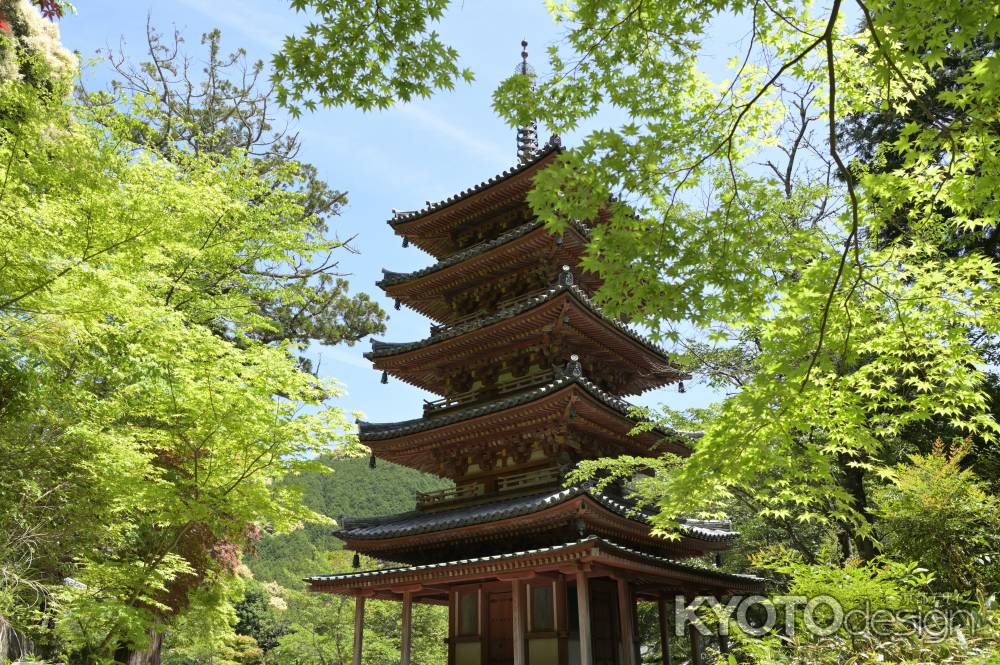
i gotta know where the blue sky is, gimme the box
[61,1,734,425]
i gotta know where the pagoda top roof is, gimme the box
[336,484,736,543]
[357,363,685,443]
[366,283,679,370]
[305,536,764,591]
[378,219,591,289]
[388,136,563,229]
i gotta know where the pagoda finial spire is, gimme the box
[515,39,539,164]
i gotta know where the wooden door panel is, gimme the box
[487,592,513,665]
[591,589,617,665]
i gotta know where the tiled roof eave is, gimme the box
[356,373,682,444]
[335,485,738,544]
[305,536,764,589]
[377,220,591,290]
[387,140,563,229]
[364,285,685,377]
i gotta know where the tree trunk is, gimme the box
[837,456,877,561]
[115,629,162,665]
[837,528,852,561]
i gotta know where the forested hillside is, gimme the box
[246,456,450,588]
[4,0,1000,662]
[159,456,452,663]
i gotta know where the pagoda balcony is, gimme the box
[422,368,555,415]
[369,283,687,397]
[414,483,483,508]
[415,466,563,510]
[429,286,550,336]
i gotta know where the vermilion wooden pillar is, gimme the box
[616,579,636,665]
[512,579,527,665]
[576,572,593,665]
[400,591,413,665]
[352,595,365,665]
[657,596,673,665]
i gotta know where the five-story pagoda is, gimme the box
[307,44,763,665]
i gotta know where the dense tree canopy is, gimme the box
[81,23,387,358]
[3,0,1000,662]
[0,3,378,662]
[272,0,1000,552]
[266,0,1000,660]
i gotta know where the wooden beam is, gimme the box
[718,609,730,655]
[617,578,636,665]
[352,596,365,665]
[576,571,593,665]
[512,579,527,665]
[391,583,424,593]
[632,593,642,665]
[657,596,673,665]
[401,591,413,665]
[448,591,456,665]
[688,620,704,665]
[497,571,538,582]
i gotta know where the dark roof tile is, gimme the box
[356,370,676,442]
[305,536,762,586]
[336,484,737,543]
[377,220,591,288]
[365,284,681,367]
[388,137,563,227]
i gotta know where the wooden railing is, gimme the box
[423,370,556,415]
[416,483,484,508]
[497,466,562,493]
[416,467,562,510]
[430,287,551,335]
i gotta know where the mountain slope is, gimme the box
[246,455,450,587]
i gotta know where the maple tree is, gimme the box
[273,0,1000,562]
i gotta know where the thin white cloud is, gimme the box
[396,103,511,166]
[175,0,292,50]
[295,126,437,199]
[321,348,373,370]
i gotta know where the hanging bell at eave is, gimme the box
[402,237,409,248]
[394,299,401,311]
[381,370,388,384]
[369,452,377,469]
[678,381,686,394]
[352,552,361,569]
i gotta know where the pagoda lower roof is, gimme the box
[357,370,692,473]
[358,369,678,442]
[379,220,600,323]
[380,220,589,288]
[337,484,735,546]
[367,284,686,395]
[387,138,563,258]
[306,536,765,598]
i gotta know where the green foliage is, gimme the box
[245,455,449,589]
[233,582,290,655]
[161,581,261,665]
[204,457,450,665]
[272,0,473,114]
[0,19,363,661]
[275,0,1000,555]
[81,24,387,355]
[873,441,1000,596]
[739,550,1000,664]
[270,586,447,665]
[0,0,75,85]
